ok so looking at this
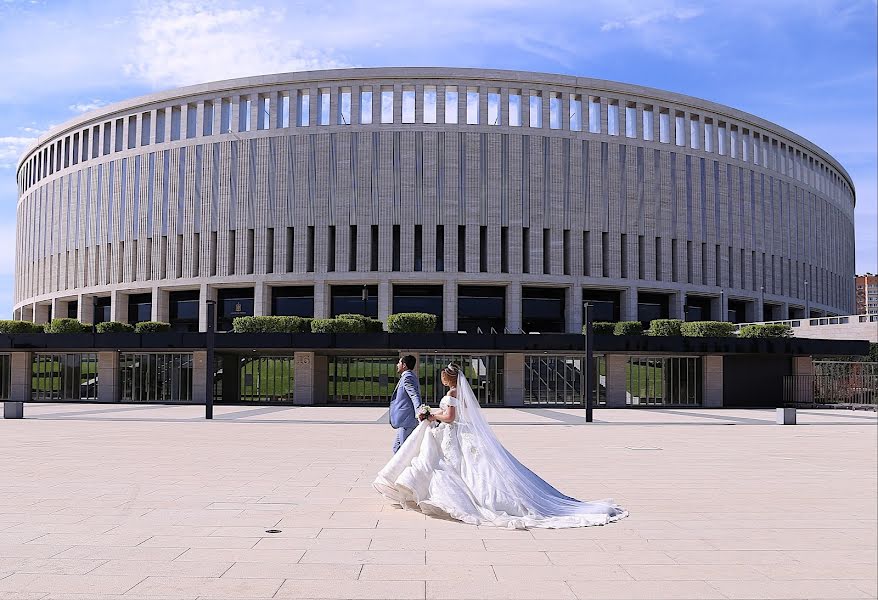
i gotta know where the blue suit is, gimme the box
[390,369,422,453]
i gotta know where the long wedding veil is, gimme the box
[455,369,621,517]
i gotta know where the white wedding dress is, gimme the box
[373,372,628,529]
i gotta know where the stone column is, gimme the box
[5,352,31,418]
[313,282,329,319]
[152,287,170,323]
[605,354,629,408]
[97,351,120,404]
[506,282,522,333]
[33,303,51,325]
[191,350,209,405]
[503,353,525,407]
[110,290,129,323]
[670,291,685,321]
[622,287,639,322]
[567,286,583,334]
[378,281,391,323]
[443,281,457,332]
[199,284,217,332]
[253,282,268,316]
[78,294,95,325]
[294,352,316,405]
[702,355,723,408]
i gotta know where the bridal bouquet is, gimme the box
[417,404,432,421]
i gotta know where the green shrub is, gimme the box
[680,321,737,337]
[336,313,384,332]
[134,321,172,333]
[738,323,792,338]
[95,321,135,333]
[0,320,44,334]
[45,318,91,334]
[232,316,307,333]
[647,319,683,337]
[386,312,437,333]
[589,322,616,335]
[310,318,365,333]
[614,321,643,336]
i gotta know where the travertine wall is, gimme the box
[14,68,856,330]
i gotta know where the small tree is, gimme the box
[386,313,438,333]
[589,322,616,335]
[95,321,135,333]
[0,320,45,334]
[647,319,683,336]
[614,321,643,336]
[45,318,91,334]
[310,318,366,333]
[738,323,792,338]
[134,321,172,333]
[680,321,737,337]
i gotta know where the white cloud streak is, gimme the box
[68,99,107,113]
[0,136,37,169]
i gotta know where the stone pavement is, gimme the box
[0,404,875,600]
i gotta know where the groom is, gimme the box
[389,355,423,453]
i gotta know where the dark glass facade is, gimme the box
[217,288,254,331]
[637,292,670,325]
[685,295,713,321]
[582,289,621,323]
[392,285,442,330]
[272,286,314,317]
[169,290,201,332]
[127,293,153,325]
[522,287,565,333]
[458,286,506,333]
[331,285,378,317]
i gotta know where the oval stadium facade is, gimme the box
[14,67,856,332]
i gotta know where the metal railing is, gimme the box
[239,356,295,402]
[328,355,399,405]
[524,355,585,406]
[420,354,504,406]
[626,356,703,406]
[31,353,99,402]
[120,353,195,403]
[784,362,877,408]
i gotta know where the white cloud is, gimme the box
[0,136,37,169]
[122,1,348,88]
[68,99,107,113]
[600,7,703,32]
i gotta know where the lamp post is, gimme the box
[205,300,216,420]
[719,289,725,322]
[804,280,810,318]
[583,302,593,424]
[760,285,765,321]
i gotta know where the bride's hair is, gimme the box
[442,362,461,381]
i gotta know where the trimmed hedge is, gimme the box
[386,312,438,333]
[232,316,308,333]
[134,321,172,333]
[310,318,366,333]
[680,321,737,337]
[737,323,793,338]
[0,320,44,334]
[95,321,135,333]
[614,321,643,336]
[336,313,384,332]
[869,343,878,362]
[589,322,616,335]
[647,319,683,337]
[45,318,91,334]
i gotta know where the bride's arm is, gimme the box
[430,405,456,423]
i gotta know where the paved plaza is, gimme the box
[0,404,875,600]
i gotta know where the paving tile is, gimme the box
[547,550,676,565]
[566,579,728,599]
[622,564,769,581]
[359,564,496,581]
[173,548,306,563]
[139,536,261,549]
[221,562,361,579]
[427,550,549,565]
[0,574,145,595]
[87,560,232,577]
[708,578,873,599]
[52,546,187,561]
[274,579,425,599]
[426,579,576,599]
[126,576,284,598]
[299,550,424,565]
[493,564,633,581]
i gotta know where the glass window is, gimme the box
[642,106,654,141]
[257,96,270,130]
[549,92,561,129]
[141,112,152,145]
[529,91,542,128]
[659,110,670,143]
[402,87,415,123]
[625,105,637,138]
[608,101,620,136]
[381,87,393,123]
[588,96,600,133]
[729,126,738,158]
[717,122,726,155]
[297,91,310,126]
[466,87,479,124]
[424,85,437,124]
[509,90,522,126]
[487,90,500,125]
[318,89,330,125]
[202,102,213,135]
[360,88,372,124]
[675,113,685,146]
[220,99,231,133]
[444,86,458,124]
[742,128,749,161]
[238,96,251,132]
[704,119,713,152]
[569,94,582,131]
[338,88,351,125]
[689,117,700,149]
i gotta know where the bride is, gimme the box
[373,362,628,529]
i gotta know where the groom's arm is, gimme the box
[402,372,422,409]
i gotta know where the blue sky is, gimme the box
[0,0,875,318]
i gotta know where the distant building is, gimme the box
[855,274,878,315]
